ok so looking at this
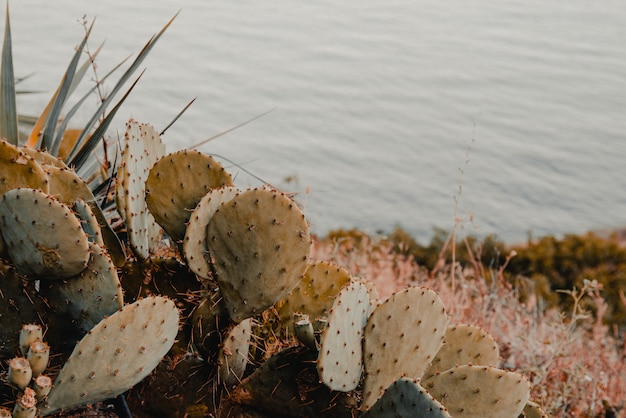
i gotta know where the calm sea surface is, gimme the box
[9,0,626,243]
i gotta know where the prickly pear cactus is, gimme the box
[422,323,500,381]
[317,280,370,392]
[361,287,449,410]
[207,188,311,322]
[191,293,231,361]
[422,365,530,418]
[361,378,451,418]
[277,261,352,331]
[46,163,125,266]
[0,139,49,194]
[43,242,124,331]
[0,188,90,278]
[293,313,317,350]
[45,165,90,207]
[230,346,354,418]
[183,186,239,279]
[72,198,105,247]
[218,318,252,387]
[523,401,549,418]
[19,324,43,357]
[41,296,179,415]
[20,146,68,169]
[116,119,166,260]
[145,149,233,242]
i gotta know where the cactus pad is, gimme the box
[361,287,449,410]
[42,296,179,414]
[523,401,549,418]
[218,318,252,387]
[183,186,239,278]
[317,280,370,392]
[277,261,352,331]
[20,146,68,169]
[73,198,105,247]
[191,293,231,361]
[361,378,451,418]
[0,139,49,194]
[423,365,530,418]
[145,149,233,241]
[0,188,90,278]
[422,324,500,381]
[44,242,124,331]
[116,120,166,260]
[45,165,90,206]
[45,164,125,266]
[207,188,311,322]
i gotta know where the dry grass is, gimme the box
[312,234,626,418]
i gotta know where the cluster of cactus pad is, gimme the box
[0,115,551,417]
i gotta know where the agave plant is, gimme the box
[0,5,178,185]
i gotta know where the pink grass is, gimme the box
[312,235,626,417]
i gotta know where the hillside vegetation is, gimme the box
[318,228,626,417]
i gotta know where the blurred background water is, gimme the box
[9,0,626,244]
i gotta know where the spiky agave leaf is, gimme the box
[52,51,130,158]
[37,21,94,152]
[0,4,17,145]
[68,12,179,170]
[23,42,103,153]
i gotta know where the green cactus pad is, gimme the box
[44,242,124,331]
[207,188,311,322]
[423,365,530,418]
[277,261,353,331]
[73,198,105,247]
[355,276,380,312]
[20,146,68,169]
[362,287,449,410]
[0,139,49,194]
[42,296,179,414]
[361,377,451,418]
[146,149,233,242]
[522,401,549,418]
[183,186,239,279]
[191,293,231,361]
[45,166,88,205]
[0,188,90,278]
[116,120,166,260]
[44,163,125,266]
[317,280,370,392]
[218,318,252,387]
[293,314,317,350]
[422,324,500,381]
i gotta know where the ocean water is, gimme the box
[8,0,626,243]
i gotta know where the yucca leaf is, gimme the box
[51,50,129,156]
[70,72,144,172]
[39,20,94,151]
[68,12,178,165]
[0,4,18,145]
[26,42,104,150]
